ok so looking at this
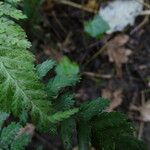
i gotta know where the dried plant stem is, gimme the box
[140,10,150,15]
[53,0,97,13]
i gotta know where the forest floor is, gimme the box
[24,0,150,149]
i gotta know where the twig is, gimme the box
[53,0,97,13]
[84,43,108,66]
[83,72,112,79]
[138,121,144,139]
[140,10,150,15]
[138,0,150,16]
[129,105,141,112]
[138,91,146,139]
[141,91,145,107]
[136,0,150,9]
[130,16,149,34]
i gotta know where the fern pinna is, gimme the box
[0,0,50,130]
[0,112,30,150]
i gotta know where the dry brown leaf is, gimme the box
[106,34,132,76]
[102,88,123,112]
[109,34,129,47]
[85,0,98,11]
[102,88,112,100]
[107,47,132,66]
[17,123,35,138]
[140,100,150,122]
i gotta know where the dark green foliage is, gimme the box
[48,108,79,123]
[36,59,55,79]
[38,56,145,149]
[54,93,75,111]
[79,98,109,121]
[0,0,52,131]
[116,135,146,150]
[0,0,78,133]
[78,122,91,150]
[47,57,80,98]
[37,57,80,149]
[61,118,76,150]
[23,0,43,25]
[0,112,30,150]
[91,112,145,150]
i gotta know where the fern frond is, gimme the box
[47,57,80,98]
[61,118,76,150]
[0,123,21,146]
[47,75,79,98]
[0,112,9,129]
[5,0,22,4]
[0,112,30,150]
[48,108,79,123]
[92,112,134,131]
[116,135,147,150]
[78,121,91,150]
[10,133,30,150]
[0,1,26,20]
[91,112,142,150]
[0,0,54,131]
[54,93,75,111]
[55,56,79,75]
[36,60,55,79]
[79,98,109,121]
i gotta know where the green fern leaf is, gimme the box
[10,134,30,150]
[0,112,30,150]
[55,56,79,75]
[116,135,147,150]
[47,57,80,98]
[61,118,76,150]
[79,98,109,121]
[92,112,134,131]
[0,112,9,129]
[48,108,79,123]
[0,123,21,146]
[78,121,91,150]
[47,75,79,98]
[36,60,55,79]
[91,112,145,150]
[5,0,22,4]
[0,2,26,20]
[54,93,75,111]
[0,0,54,131]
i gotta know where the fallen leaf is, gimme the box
[108,34,129,47]
[18,123,35,138]
[107,47,132,65]
[106,34,132,76]
[85,0,98,11]
[102,88,112,100]
[99,0,144,33]
[140,101,150,122]
[84,15,109,38]
[102,88,123,112]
